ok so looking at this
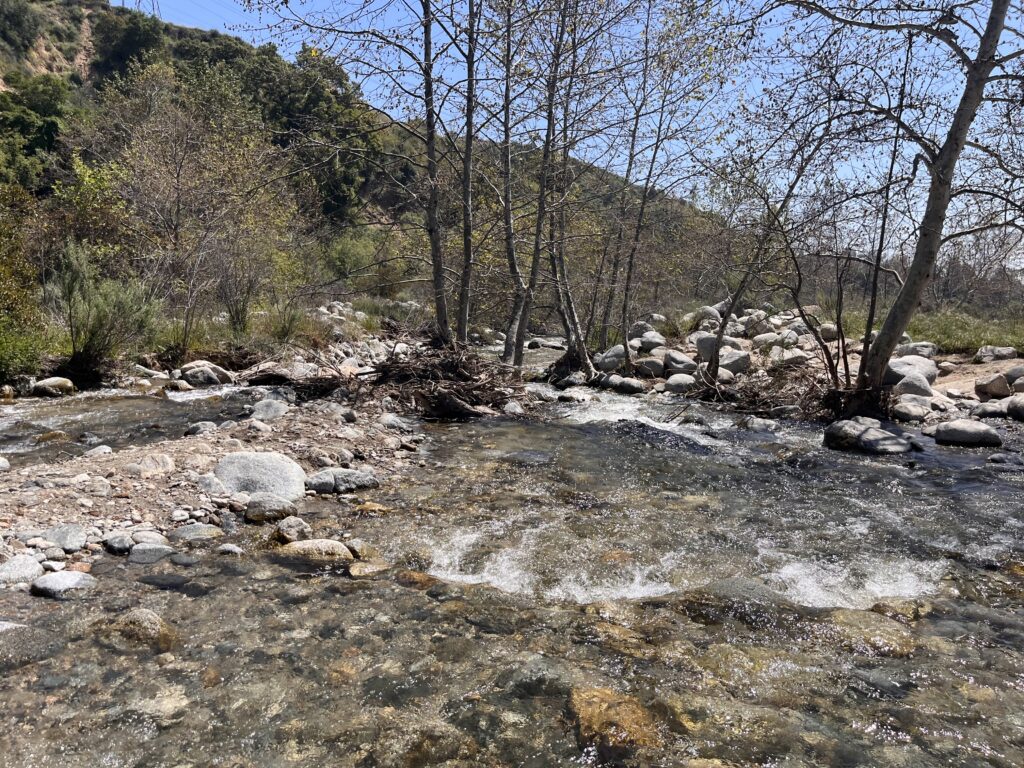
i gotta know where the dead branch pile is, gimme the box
[367,345,525,419]
[709,366,835,418]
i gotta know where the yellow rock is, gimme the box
[567,687,663,760]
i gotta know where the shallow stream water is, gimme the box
[2,386,1024,767]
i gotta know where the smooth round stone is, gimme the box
[0,555,45,585]
[30,571,97,600]
[128,543,176,565]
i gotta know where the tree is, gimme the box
[754,0,1024,399]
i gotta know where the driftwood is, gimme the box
[368,344,525,419]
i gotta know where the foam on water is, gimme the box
[767,556,948,608]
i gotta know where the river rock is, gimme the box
[633,357,664,378]
[933,419,1002,447]
[817,322,839,341]
[244,492,296,523]
[167,523,223,543]
[693,332,742,361]
[974,345,1017,363]
[824,418,913,454]
[214,451,306,501]
[678,577,803,629]
[123,453,176,479]
[892,402,930,422]
[895,341,938,359]
[111,607,177,649]
[305,467,379,495]
[718,348,751,374]
[103,534,134,555]
[567,687,662,761]
[884,355,938,385]
[186,421,219,436]
[43,524,87,553]
[128,542,175,564]
[972,400,1009,419]
[0,554,45,584]
[665,373,697,394]
[32,377,75,397]
[824,608,915,657]
[274,516,312,543]
[30,570,97,599]
[0,622,63,672]
[975,373,1012,399]
[251,399,289,421]
[595,345,626,372]
[614,377,646,395]
[279,538,354,562]
[752,332,780,350]
[768,346,810,367]
[1008,395,1024,421]
[627,321,655,339]
[893,373,933,398]
[638,331,666,353]
[180,359,233,385]
[663,349,697,374]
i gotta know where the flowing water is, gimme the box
[2,386,1024,767]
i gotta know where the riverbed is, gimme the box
[1,386,1023,766]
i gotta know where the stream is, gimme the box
[2,384,1024,766]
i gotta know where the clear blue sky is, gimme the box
[142,0,270,45]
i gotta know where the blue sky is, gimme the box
[146,0,269,44]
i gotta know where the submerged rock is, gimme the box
[824,419,913,455]
[567,687,662,761]
[824,608,915,657]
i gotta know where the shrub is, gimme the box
[44,243,158,379]
[0,0,43,55]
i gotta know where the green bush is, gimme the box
[0,0,43,55]
[0,319,43,383]
[844,309,1024,354]
[45,243,158,377]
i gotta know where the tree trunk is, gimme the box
[422,0,451,344]
[861,0,1009,389]
[455,0,477,343]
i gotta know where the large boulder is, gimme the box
[633,357,664,378]
[1004,365,1024,385]
[662,350,697,375]
[626,321,654,340]
[692,331,742,361]
[824,418,913,455]
[594,345,626,372]
[0,554,45,585]
[892,402,930,422]
[933,419,1002,448]
[768,346,810,368]
[892,372,933,398]
[180,360,234,387]
[251,399,290,421]
[1007,395,1024,421]
[974,345,1017,363]
[31,377,74,397]
[884,355,938,385]
[664,373,697,394]
[214,452,306,501]
[895,341,938,359]
[718,349,751,375]
[818,323,839,342]
[975,373,1012,399]
[752,332,780,350]
[638,331,666,353]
